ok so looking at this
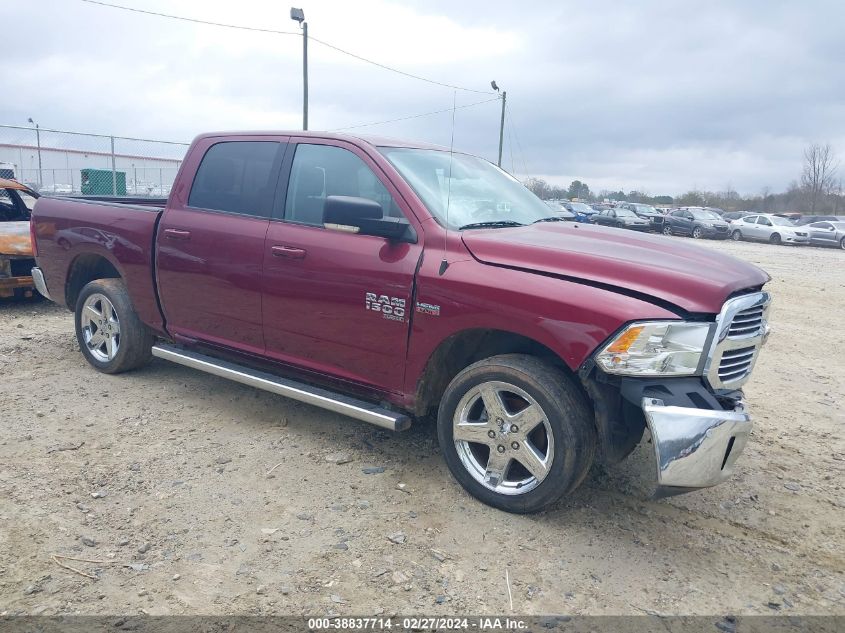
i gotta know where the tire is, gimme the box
[840,237,845,250]
[692,226,703,239]
[75,278,154,374]
[437,354,596,513]
[770,233,782,245]
[662,225,672,236]
[731,230,742,241]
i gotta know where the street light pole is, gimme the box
[491,82,506,168]
[290,8,308,131]
[28,117,42,187]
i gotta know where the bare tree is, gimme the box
[760,186,772,212]
[801,143,838,212]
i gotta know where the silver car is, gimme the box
[806,221,845,249]
[729,213,810,245]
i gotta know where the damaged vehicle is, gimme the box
[31,132,771,513]
[0,179,38,299]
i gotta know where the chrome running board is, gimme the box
[151,343,411,432]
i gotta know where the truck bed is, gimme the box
[32,196,166,332]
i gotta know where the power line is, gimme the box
[80,0,298,35]
[330,97,499,132]
[79,0,494,95]
[308,36,492,95]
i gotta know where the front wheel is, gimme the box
[662,225,672,236]
[731,230,742,241]
[840,237,845,250]
[770,233,782,245]
[437,354,596,513]
[75,278,154,374]
[692,226,703,239]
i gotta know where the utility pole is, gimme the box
[490,81,506,167]
[290,8,308,130]
[497,91,506,168]
[28,117,43,187]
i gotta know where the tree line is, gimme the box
[524,143,843,214]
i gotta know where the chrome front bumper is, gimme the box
[642,396,752,490]
[31,266,52,301]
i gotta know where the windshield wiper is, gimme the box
[532,216,568,223]
[458,220,525,230]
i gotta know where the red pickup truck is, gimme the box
[30,131,771,513]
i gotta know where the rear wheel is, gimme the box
[692,226,703,239]
[662,225,672,236]
[437,354,596,513]
[770,233,782,245]
[75,279,154,374]
[840,237,845,250]
[731,230,742,241]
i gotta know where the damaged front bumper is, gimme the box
[641,396,752,494]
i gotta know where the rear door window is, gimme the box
[188,141,283,217]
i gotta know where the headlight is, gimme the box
[595,321,713,376]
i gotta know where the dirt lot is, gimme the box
[1,237,843,617]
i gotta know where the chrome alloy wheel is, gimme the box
[453,381,554,495]
[81,293,121,362]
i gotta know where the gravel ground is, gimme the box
[1,237,843,617]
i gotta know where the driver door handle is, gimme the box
[163,228,191,241]
[271,245,307,259]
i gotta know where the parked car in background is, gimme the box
[562,201,598,223]
[619,202,666,232]
[795,215,842,226]
[591,207,650,231]
[806,221,845,249]
[722,211,751,224]
[0,178,39,299]
[543,201,576,221]
[663,207,730,239]
[730,214,810,245]
[774,212,803,224]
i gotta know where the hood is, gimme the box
[461,223,770,314]
[0,222,34,257]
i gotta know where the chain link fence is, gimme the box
[0,124,189,197]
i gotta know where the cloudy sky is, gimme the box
[4,0,844,195]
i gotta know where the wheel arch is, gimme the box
[64,252,123,310]
[412,328,585,418]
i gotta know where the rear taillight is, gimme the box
[30,217,38,257]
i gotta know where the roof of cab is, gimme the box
[191,131,449,152]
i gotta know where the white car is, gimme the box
[730,214,810,245]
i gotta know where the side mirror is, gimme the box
[323,195,414,242]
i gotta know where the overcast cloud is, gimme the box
[4,0,844,195]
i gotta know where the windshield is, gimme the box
[380,147,550,229]
[632,204,658,214]
[770,216,794,226]
[832,223,845,230]
[615,208,637,218]
[690,209,722,220]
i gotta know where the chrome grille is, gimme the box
[705,292,771,390]
[727,305,765,337]
[718,346,756,383]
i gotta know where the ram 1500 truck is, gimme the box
[30,132,771,513]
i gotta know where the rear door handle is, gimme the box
[271,245,307,259]
[163,229,191,241]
